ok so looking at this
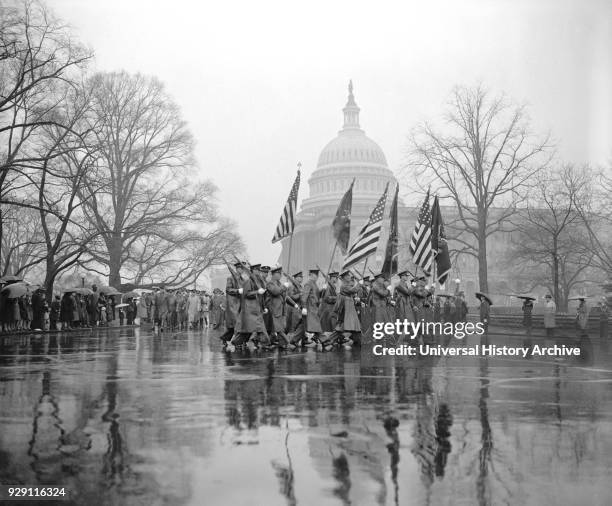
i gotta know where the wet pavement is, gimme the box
[1,327,612,506]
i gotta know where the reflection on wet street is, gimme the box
[1,328,612,506]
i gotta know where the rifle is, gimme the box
[233,255,262,289]
[224,259,240,286]
[351,269,363,280]
[316,264,337,296]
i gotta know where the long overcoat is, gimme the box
[236,277,265,333]
[332,281,361,332]
[370,280,391,324]
[266,279,287,332]
[225,276,241,329]
[394,281,414,322]
[301,279,322,333]
[318,283,338,332]
[543,301,556,328]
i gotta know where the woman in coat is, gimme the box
[543,294,556,337]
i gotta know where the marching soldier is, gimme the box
[394,271,415,323]
[266,266,290,347]
[228,264,270,351]
[370,273,391,325]
[220,261,244,343]
[330,270,362,348]
[356,275,371,331]
[285,271,303,333]
[319,271,339,334]
[290,268,323,348]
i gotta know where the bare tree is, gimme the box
[0,204,45,277]
[79,71,239,287]
[33,82,100,299]
[509,165,598,310]
[0,0,91,269]
[408,85,552,291]
[574,167,612,276]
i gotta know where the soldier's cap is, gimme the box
[329,271,339,277]
[362,276,371,282]
[545,293,552,298]
[340,270,352,278]
[233,261,245,268]
[250,263,261,272]
[293,271,303,278]
[260,266,271,273]
[411,276,426,282]
[398,270,409,278]
[309,268,319,275]
[271,266,282,274]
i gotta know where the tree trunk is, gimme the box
[552,236,560,310]
[477,217,489,292]
[44,257,57,304]
[108,238,122,288]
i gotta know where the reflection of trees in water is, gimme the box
[27,370,65,483]
[476,358,493,506]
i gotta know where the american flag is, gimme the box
[342,183,389,270]
[271,170,301,243]
[409,190,433,274]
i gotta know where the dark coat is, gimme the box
[236,277,265,333]
[370,279,390,323]
[318,283,338,332]
[394,281,414,322]
[225,275,241,329]
[479,300,490,322]
[285,282,302,332]
[333,281,361,332]
[266,279,287,332]
[60,294,73,323]
[522,301,533,327]
[31,292,46,329]
[301,279,322,333]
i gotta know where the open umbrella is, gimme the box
[1,282,28,298]
[436,293,453,298]
[114,303,130,308]
[68,287,93,295]
[568,295,589,301]
[512,294,537,301]
[98,286,119,295]
[122,290,140,299]
[475,292,493,305]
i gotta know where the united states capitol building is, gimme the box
[277,83,515,296]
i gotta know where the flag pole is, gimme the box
[361,257,369,278]
[326,241,338,275]
[286,233,294,275]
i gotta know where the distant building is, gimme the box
[276,83,533,297]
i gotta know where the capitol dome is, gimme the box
[302,81,397,211]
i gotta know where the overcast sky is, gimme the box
[52,0,612,262]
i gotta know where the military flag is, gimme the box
[409,189,433,274]
[342,183,389,271]
[332,179,355,254]
[272,170,301,243]
[382,183,399,277]
[431,195,452,285]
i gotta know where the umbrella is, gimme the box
[98,286,120,295]
[436,293,453,298]
[475,292,493,305]
[568,295,589,301]
[512,294,537,301]
[122,290,140,299]
[68,287,93,295]
[114,303,130,308]
[1,282,28,298]
[0,275,23,284]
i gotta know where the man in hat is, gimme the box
[266,266,289,347]
[543,294,556,337]
[167,289,178,330]
[229,263,270,350]
[290,268,323,347]
[477,293,491,332]
[394,271,415,324]
[285,271,303,333]
[88,284,100,326]
[599,296,609,340]
[220,261,244,343]
[576,297,589,338]
[371,273,391,325]
[259,266,273,335]
[319,271,339,334]
[355,275,371,329]
[330,270,362,348]
[154,285,169,331]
